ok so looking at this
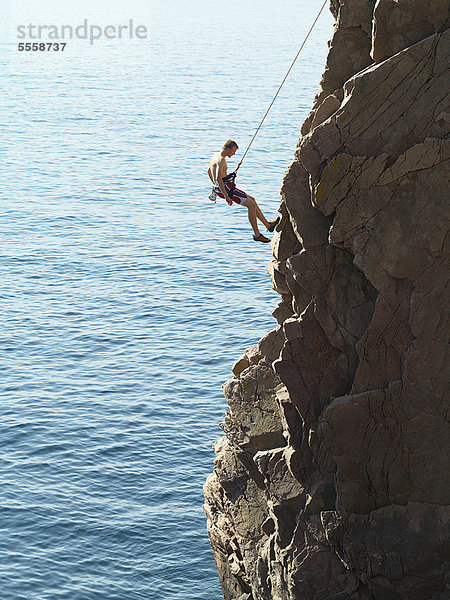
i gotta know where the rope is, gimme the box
[235,0,328,173]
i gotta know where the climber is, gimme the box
[208,140,280,243]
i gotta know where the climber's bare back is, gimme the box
[209,152,227,184]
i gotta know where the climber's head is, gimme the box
[222,139,238,157]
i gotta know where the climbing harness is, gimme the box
[208,172,236,203]
[222,171,237,195]
[225,0,328,185]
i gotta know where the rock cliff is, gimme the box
[204,2,450,599]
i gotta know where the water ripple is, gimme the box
[1,2,333,599]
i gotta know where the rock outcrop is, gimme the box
[204,2,450,598]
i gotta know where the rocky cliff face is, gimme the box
[204,2,450,599]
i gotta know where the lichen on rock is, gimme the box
[204,2,450,598]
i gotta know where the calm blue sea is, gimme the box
[1,2,333,598]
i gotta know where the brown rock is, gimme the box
[232,356,250,378]
[302,0,374,136]
[204,3,450,598]
[300,30,449,182]
[372,0,449,62]
[280,159,332,248]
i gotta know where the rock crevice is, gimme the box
[204,2,449,598]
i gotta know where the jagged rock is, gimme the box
[318,381,450,513]
[309,89,342,131]
[257,327,285,366]
[302,0,375,136]
[221,364,286,452]
[281,159,332,248]
[205,1,450,598]
[371,0,449,62]
[274,305,350,426]
[204,437,269,600]
[300,29,449,183]
[339,503,450,599]
[271,297,294,325]
[232,356,251,378]
[232,346,266,378]
[267,259,291,296]
[253,448,305,505]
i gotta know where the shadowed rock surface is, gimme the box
[204,1,450,598]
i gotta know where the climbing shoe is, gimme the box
[253,233,270,243]
[267,217,280,232]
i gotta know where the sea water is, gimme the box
[1,1,334,598]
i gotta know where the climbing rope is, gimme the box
[234,0,328,174]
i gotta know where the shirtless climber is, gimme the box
[208,140,279,243]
